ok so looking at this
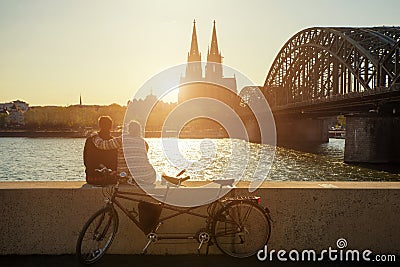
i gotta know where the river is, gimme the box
[0,137,399,182]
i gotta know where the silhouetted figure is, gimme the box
[92,120,156,185]
[83,116,118,185]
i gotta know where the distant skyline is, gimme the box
[0,0,399,106]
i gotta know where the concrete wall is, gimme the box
[0,182,399,256]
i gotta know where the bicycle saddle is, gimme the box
[211,179,235,187]
[161,174,190,186]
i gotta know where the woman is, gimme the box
[92,120,156,185]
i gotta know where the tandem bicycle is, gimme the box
[76,169,272,264]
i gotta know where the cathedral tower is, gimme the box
[205,20,223,79]
[185,19,202,80]
[179,20,236,104]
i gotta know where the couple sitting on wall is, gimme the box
[83,116,156,186]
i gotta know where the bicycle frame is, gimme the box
[77,179,271,262]
[107,184,225,241]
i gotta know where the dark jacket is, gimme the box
[83,131,118,183]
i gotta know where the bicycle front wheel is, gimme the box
[76,206,119,265]
[212,201,271,258]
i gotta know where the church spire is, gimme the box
[188,19,201,62]
[208,20,221,63]
[184,19,202,80]
[206,20,223,79]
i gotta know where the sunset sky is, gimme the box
[0,0,399,106]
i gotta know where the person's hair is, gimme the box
[128,120,142,137]
[98,116,113,131]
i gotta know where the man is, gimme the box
[83,116,118,185]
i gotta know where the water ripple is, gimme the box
[0,137,399,181]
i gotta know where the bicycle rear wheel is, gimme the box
[76,206,119,264]
[212,200,271,258]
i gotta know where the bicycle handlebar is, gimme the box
[176,169,186,177]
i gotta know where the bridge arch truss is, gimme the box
[264,27,400,107]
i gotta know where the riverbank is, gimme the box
[0,130,85,138]
[0,130,228,138]
[0,130,346,139]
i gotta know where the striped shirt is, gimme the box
[92,134,156,185]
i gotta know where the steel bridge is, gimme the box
[262,27,400,116]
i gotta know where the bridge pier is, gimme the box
[344,116,400,163]
[275,118,329,146]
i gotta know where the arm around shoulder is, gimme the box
[93,135,122,150]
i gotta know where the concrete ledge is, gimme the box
[0,181,399,255]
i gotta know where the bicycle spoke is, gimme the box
[241,204,253,225]
[76,207,118,265]
[213,201,271,258]
[214,228,241,237]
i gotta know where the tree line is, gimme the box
[23,104,126,129]
[21,99,178,131]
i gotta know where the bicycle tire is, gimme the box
[76,206,119,265]
[212,200,271,258]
